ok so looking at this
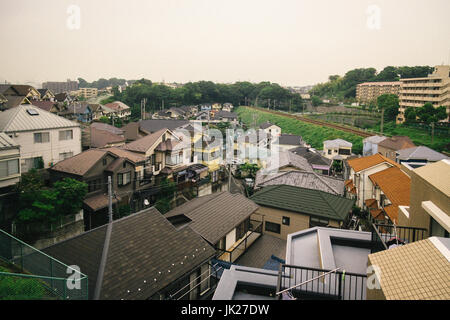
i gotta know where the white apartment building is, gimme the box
[0,105,82,172]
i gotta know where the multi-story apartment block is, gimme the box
[397,65,450,123]
[356,81,401,104]
[75,87,98,99]
[42,80,79,94]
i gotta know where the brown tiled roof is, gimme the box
[122,128,168,153]
[105,147,145,164]
[50,149,107,176]
[378,136,415,151]
[347,153,400,172]
[30,100,57,112]
[88,127,125,148]
[165,192,259,244]
[370,209,384,220]
[84,193,121,211]
[43,207,216,300]
[155,139,181,152]
[369,166,411,223]
[368,237,450,300]
[365,199,378,209]
[90,122,124,135]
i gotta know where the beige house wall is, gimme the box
[398,169,450,235]
[251,206,340,240]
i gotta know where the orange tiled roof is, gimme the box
[369,166,411,223]
[347,153,400,173]
[370,209,385,220]
[365,198,378,209]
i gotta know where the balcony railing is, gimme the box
[276,265,367,300]
[216,220,262,263]
[371,223,427,253]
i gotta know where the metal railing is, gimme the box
[215,220,262,263]
[276,264,367,300]
[371,223,427,253]
[0,229,88,300]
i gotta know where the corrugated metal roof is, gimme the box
[0,104,79,132]
[0,132,19,149]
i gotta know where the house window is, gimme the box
[117,172,131,186]
[328,150,332,155]
[282,216,290,226]
[22,157,44,172]
[310,217,329,228]
[235,219,249,241]
[199,264,211,296]
[0,159,19,178]
[34,132,50,143]
[103,158,107,166]
[338,149,351,155]
[87,178,102,193]
[59,152,73,161]
[265,221,281,234]
[59,130,73,141]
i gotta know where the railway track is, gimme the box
[247,106,374,138]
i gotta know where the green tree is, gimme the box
[311,96,322,107]
[377,94,399,122]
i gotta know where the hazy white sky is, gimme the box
[1,0,449,86]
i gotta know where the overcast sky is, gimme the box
[1,0,449,87]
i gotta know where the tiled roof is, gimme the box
[84,193,121,211]
[104,101,130,111]
[105,147,145,164]
[278,134,303,146]
[266,151,314,172]
[368,237,450,300]
[369,166,411,223]
[396,146,448,162]
[50,149,108,176]
[165,192,259,245]
[259,121,277,129]
[378,136,415,151]
[122,128,168,153]
[87,127,125,148]
[90,122,124,135]
[289,147,332,167]
[0,104,79,132]
[323,139,352,148]
[43,207,216,300]
[347,153,400,172]
[139,119,189,133]
[255,170,345,196]
[29,100,57,112]
[250,185,354,221]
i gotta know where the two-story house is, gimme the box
[0,133,20,192]
[49,147,147,229]
[0,105,82,172]
[323,139,353,160]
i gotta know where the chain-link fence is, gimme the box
[0,229,88,300]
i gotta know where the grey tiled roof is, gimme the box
[43,207,215,300]
[255,170,345,196]
[165,192,259,245]
[396,146,448,162]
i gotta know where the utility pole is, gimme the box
[431,122,435,144]
[228,163,232,192]
[380,108,384,135]
[108,176,113,223]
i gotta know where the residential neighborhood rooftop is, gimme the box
[347,153,400,172]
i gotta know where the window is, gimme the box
[59,152,73,161]
[265,221,281,234]
[338,149,351,155]
[328,149,332,155]
[59,130,73,141]
[34,132,50,143]
[236,219,249,241]
[22,157,44,172]
[0,159,19,178]
[199,264,211,296]
[117,172,131,186]
[87,178,102,193]
[282,216,290,226]
[310,217,329,228]
[103,158,107,166]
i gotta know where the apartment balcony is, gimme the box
[370,223,427,254]
[275,264,367,300]
[216,220,263,263]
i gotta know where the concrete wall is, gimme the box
[398,169,449,235]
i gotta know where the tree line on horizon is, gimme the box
[310,65,434,101]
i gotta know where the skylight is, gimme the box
[26,109,39,116]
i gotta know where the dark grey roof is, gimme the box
[215,110,237,119]
[165,192,259,245]
[139,119,189,133]
[278,134,303,146]
[42,207,215,300]
[259,121,276,129]
[289,147,332,167]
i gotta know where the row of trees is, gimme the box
[77,77,130,89]
[404,103,448,124]
[310,66,434,100]
[104,79,304,121]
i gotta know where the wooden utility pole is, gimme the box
[431,122,435,144]
[108,176,113,223]
[380,108,384,135]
